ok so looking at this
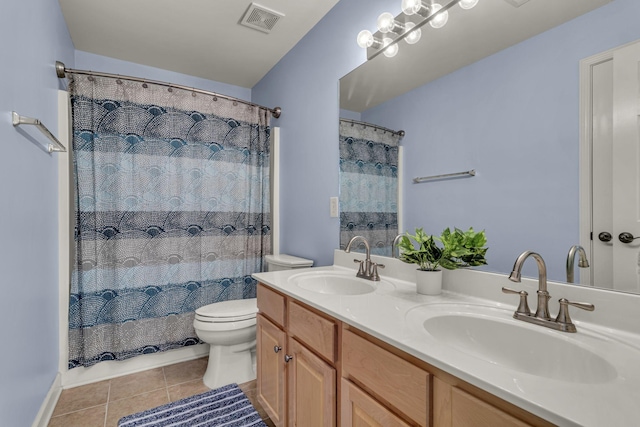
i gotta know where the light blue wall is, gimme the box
[339,109,361,121]
[75,51,251,101]
[361,0,640,281]
[0,0,74,425]
[253,0,393,266]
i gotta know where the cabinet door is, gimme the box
[288,337,336,427]
[341,379,411,427]
[257,314,287,427]
[447,386,531,427]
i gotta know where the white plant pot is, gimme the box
[416,269,443,295]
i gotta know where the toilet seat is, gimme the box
[195,298,257,323]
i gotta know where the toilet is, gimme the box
[194,254,313,389]
[193,298,259,389]
[264,254,314,272]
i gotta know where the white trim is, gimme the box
[32,373,62,427]
[271,127,280,256]
[580,51,614,285]
[61,344,209,388]
[57,90,71,375]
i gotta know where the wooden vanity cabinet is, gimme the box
[257,283,554,427]
[256,284,337,427]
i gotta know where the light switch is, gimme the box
[330,197,339,217]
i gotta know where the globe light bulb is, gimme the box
[404,22,421,45]
[429,3,449,29]
[401,0,420,15]
[459,0,479,9]
[383,38,399,58]
[356,30,374,48]
[377,12,395,33]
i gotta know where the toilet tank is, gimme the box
[265,254,313,272]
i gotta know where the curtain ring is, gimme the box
[168,87,173,93]
[88,76,94,82]
[116,79,122,85]
[213,96,218,101]
[233,101,238,106]
[142,83,148,88]
[192,92,196,97]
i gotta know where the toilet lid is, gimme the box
[195,298,257,322]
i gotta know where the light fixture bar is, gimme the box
[366,0,463,61]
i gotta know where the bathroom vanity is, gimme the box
[253,250,640,427]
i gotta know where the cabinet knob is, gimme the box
[284,354,293,363]
[274,345,282,353]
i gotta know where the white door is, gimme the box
[588,40,640,292]
[610,41,640,293]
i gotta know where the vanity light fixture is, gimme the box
[358,0,479,60]
[356,30,383,49]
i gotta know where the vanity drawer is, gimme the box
[288,300,337,363]
[342,328,429,427]
[257,283,286,328]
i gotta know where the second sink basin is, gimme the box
[406,303,619,384]
[289,270,393,295]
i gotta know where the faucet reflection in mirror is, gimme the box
[566,245,589,284]
[357,0,480,60]
[339,119,402,257]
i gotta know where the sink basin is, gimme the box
[407,304,618,384]
[289,271,393,295]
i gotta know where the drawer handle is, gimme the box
[274,345,282,353]
[284,354,293,363]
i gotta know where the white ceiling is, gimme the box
[340,0,613,112]
[58,0,340,88]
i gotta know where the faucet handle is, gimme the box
[555,298,595,329]
[502,287,531,316]
[353,259,366,277]
[370,262,385,281]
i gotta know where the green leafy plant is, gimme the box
[397,227,488,271]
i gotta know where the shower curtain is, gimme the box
[68,74,271,368]
[339,120,400,256]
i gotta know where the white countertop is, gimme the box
[253,251,640,427]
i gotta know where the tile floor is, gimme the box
[48,357,275,427]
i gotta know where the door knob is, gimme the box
[598,232,612,242]
[284,354,293,363]
[619,232,640,244]
[274,345,282,353]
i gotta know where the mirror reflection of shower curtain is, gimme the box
[67,74,271,368]
[339,120,400,256]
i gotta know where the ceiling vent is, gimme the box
[240,3,285,34]
[503,0,532,7]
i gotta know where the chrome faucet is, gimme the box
[345,236,384,281]
[502,250,594,332]
[566,245,589,283]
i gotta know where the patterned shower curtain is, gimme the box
[339,120,400,256]
[68,74,271,368]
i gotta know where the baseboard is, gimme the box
[32,372,62,427]
[61,344,209,388]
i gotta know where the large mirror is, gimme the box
[339,0,640,292]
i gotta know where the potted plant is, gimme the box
[397,227,488,295]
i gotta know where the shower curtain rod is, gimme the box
[340,118,405,137]
[55,61,282,119]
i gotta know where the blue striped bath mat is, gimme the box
[118,383,267,427]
